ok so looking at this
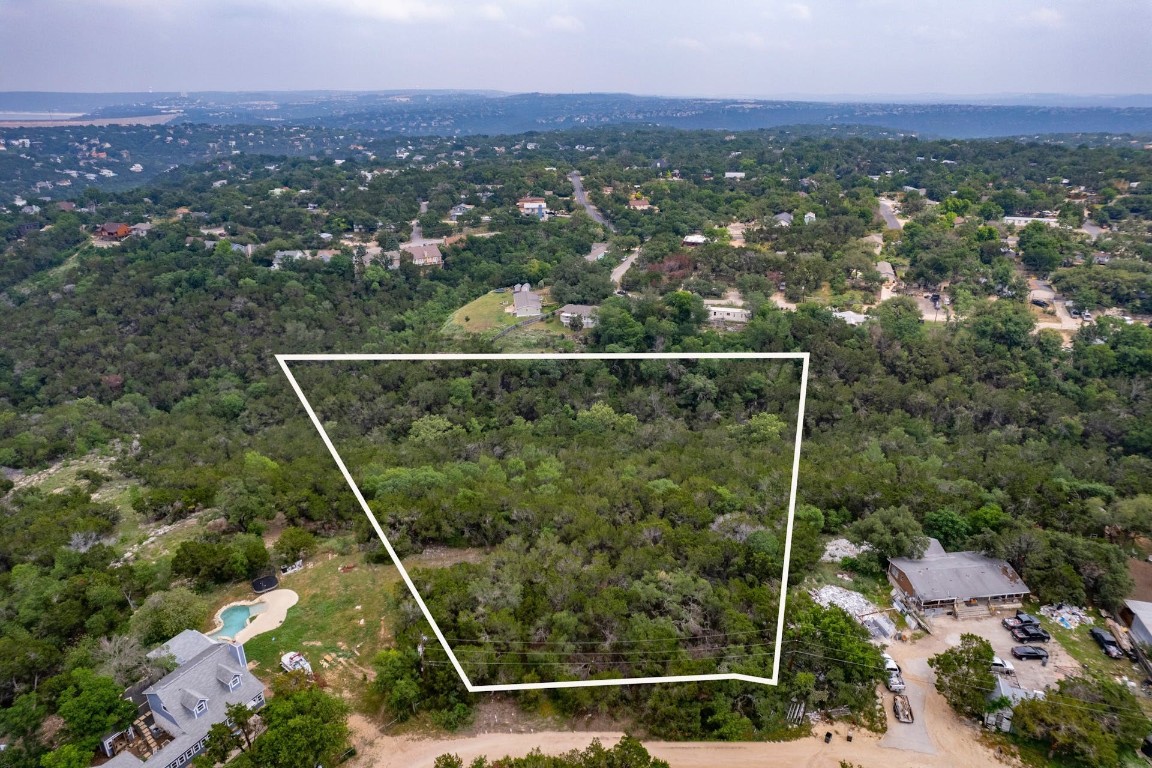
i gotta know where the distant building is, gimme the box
[97,222,131,240]
[888,538,1030,616]
[131,223,153,237]
[833,310,870,326]
[272,250,308,269]
[102,631,265,768]
[628,197,652,210]
[876,261,898,284]
[509,283,542,317]
[400,242,443,267]
[707,306,751,324]
[682,234,708,246]
[724,171,746,180]
[448,203,474,221]
[773,212,793,227]
[517,197,548,219]
[559,304,598,328]
[55,201,76,212]
[804,212,817,225]
[1003,216,1060,228]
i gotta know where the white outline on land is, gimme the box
[276,352,810,691]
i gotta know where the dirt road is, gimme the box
[348,717,1013,768]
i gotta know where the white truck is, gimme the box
[882,652,906,693]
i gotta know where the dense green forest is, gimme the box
[1,127,1152,766]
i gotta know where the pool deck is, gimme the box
[211,589,299,644]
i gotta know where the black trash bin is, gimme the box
[824,732,832,743]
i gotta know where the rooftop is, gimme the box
[890,538,1028,602]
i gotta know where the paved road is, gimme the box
[612,249,639,286]
[878,199,903,230]
[569,171,616,233]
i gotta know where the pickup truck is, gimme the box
[882,653,906,693]
[1002,610,1039,630]
[1012,625,1052,643]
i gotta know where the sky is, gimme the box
[1,0,1151,99]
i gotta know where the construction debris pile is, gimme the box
[811,585,896,639]
[1040,604,1094,630]
[821,538,872,563]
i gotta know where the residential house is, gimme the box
[448,203,474,222]
[1003,216,1060,228]
[888,538,1031,617]
[55,201,76,212]
[724,171,746,180]
[876,261,898,284]
[230,243,256,258]
[131,223,153,237]
[559,304,598,328]
[400,243,443,267]
[272,250,308,269]
[984,677,1043,732]
[682,234,708,246]
[803,212,817,225]
[102,630,265,768]
[517,197,548,219]
[773,212,793,227]
[509,283,542,318]
[97,222,132,240]
[707,306,751,324]
[584,243,609,262]
[833,310,870,326]
[628,197,652,211]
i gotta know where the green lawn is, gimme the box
[1031,606,1146,684]
[442,291,521,335]
[233,542,400,678]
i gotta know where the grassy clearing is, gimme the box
[230,541,400,680]
[497,316,577,352]
[442,291,520,336]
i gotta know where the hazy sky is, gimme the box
[1,0,1150,97]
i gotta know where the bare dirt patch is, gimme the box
[1128,558,1152,602]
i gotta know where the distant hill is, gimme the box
[1,91,1151,139]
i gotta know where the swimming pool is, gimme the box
[210,605,253,639]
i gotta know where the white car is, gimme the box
[991,656,1015,675]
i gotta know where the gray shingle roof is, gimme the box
[890,542,1028,603]
[128,633,265,768]
[146,629,215,666]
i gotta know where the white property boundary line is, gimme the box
[276,352,810,691]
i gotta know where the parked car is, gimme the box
[1011,625,1051,643]
[1011,646,1049,661]
[1031,299,1050,308]
[1090,628,1125,659]
[1082,311,1094,322]
[991,656,1015,675]
[1002,610,1040,630]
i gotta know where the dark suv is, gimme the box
[1090,628,1125,659]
